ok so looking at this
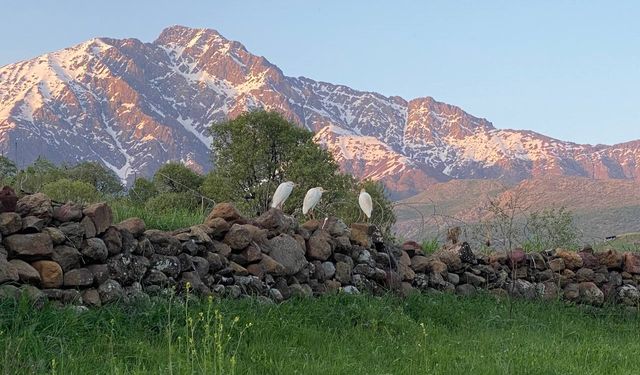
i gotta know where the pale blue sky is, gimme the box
[2,1,639,145]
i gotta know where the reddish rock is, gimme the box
[16,193,52,221]
[83,203,113,234]
[206,203,243,223]
[241,244,263,263]
[548,258,565,272]
[555,250,583,270]
[0,186,18,213]
[596,249,624,270]
[350,223,373,248]
[31,260,63,288]
[223,224,252,250]
[578,251,599,268]
[623,252,640,274]
[53,203,83,222]
[205,217,230,237]
[401,240,422,256]
[508,248,526,267]
[229,261,248,276]
[307,230,333,261]
[116,218,146,237]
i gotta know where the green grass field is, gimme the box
[2,293,639,375]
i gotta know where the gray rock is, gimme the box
[334,261,352,284]
[618,284,640,306]
[268,234,307,276]
[98,280,124,304]
[52,245,82,271]
[82,238,108,262]
[59,222,85,248]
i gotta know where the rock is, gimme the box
[596,249,624,269]
[489,252,508,265]
[81,216,96,239]
[307,230,333,261]
[241,244,262,263]
[540,281,561,301]
[223,224,252,250]
[82,203,113,235]
[254,208,296,233]
[150,255,181,278]
[459,242,475,264]
[116,218,146,237]
[464,272,486,287]
[101,227,122,256]
[192,256,209,278]
[609,271,623,286]
[0,186,18,213]
[4,233,53,257]
[259,254,285,275]
[321,262,336,280]
[323,217,349,237]
[548,258,565,272]
[447,272,460,285]
[335,261,352,284]
[134,238,154,257]
[401,241,422,256]
[206,203,243,223]
[576,268,595,282]
[267,234,307,275]
[145,230,181,256]
[623,252,640,274]
[31,260,63,288]
[42,227,66,245]
[205,217,231,238]
[229,261,249,276]
[0,212,22,235]
[578,282,604,306]
[82,238,108,262]
[64,268,94,287]
[52,245,82,271]
[143,269,169,287]
[618,285,640,306]
[59,222,85,248]
[0,284,19,300]
[19,285,47,308]
[578,251,599,269]
[456,284,476,296]
[563,283,580,301]
[508,248,526,267]
[42,289,82,305]
[556,250,583,270]
[0,257,19,283]
[206,252,227,272]
[16,193,52,221]
[87,264,109,285]
[268,288,284,303]
[342,285,360,295]
[180,272,210,296]
[528,252,546,270]
[511,279,537,300]
[53,203,83,222]
[350,223,372,248]
[98,280,124,304]
[410,256,430,272]
[81,289,101,307]
[9,259,41,284]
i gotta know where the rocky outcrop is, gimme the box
[1,192,640,309]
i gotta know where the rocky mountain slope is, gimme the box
[1,25,639,198]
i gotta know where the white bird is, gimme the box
[271,181,296,209]
[302,187,328,219]
[358,188,373,221]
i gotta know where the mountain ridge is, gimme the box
[1,25,638,198]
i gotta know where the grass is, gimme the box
[594,232,640,252]
[110,199,206,231]
[2,292,640,374]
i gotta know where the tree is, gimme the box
[65,161,123,195]
[205,110,396,230]
[128,177,159,205]
[14,157,65,193]
[0,156,17,184]
[153,162,204,194]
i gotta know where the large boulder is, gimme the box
[223,224,252,250]
[307,230,333,261]
[206,203,243,223]
[31,260,63,288]
[3,233,53,257]
[0,212,22,236]
[267,234,308,276]
[82,203,113,235]
[253,208,296,233]
[16,193,52,221]
[53,203,83,222]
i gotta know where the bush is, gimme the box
[0,156,17,184]
[524,207,579,251]
[153,162,204,194]
[65,162,123,195]
[128,177,158,205]
[144,192,206,215]
[41,179,101,205]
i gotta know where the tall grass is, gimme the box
[1,293,640,374]
[110,199,206,231]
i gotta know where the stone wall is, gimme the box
[1,192,639,308]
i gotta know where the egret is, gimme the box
[302,187,328,219]
[271,181,296,209]
[358,188,373,222]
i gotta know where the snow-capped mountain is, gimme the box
[1,25,639,197]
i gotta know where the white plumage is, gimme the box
[302,187,327,217]
[271,181,296,209]
[358,188,373,220]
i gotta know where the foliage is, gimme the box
[144,192,208,216]
[65,161,123,195]
[153,162,204,194]
[207,110,395,230]
[0,156,17,184]
[421,238,440,254]
[41,179,102,204]
[524,207,579,251]
[111,198,204,231]
[13,157,65,193]
[128,177,158,205]
[2,293,640,374]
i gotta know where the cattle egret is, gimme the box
[271,181,296,209]
[358,188,373,221]
[303,187,328,219]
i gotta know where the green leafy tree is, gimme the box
[128,177,159,205]
[0,156,17,184]
[205,110,396,230]
[65,161,123,195]
[153,162,204,194]
[42,178,101,204]
[14,157,65,193]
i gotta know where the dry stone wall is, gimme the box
[1,192,640,309]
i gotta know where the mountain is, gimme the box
[1,25,639,198]
[394,176,640,242]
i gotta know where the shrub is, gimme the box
[42,179,101,204]
[153,162,204,194]
[128,177,158,205]
[144,192,206,215]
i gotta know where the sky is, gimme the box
[2,1,639,145]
